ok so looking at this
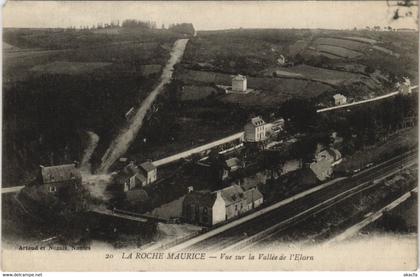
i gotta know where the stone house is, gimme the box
[182,183,263,226]
[36,163,82,194]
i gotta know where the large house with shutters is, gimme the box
[244,116,267,142]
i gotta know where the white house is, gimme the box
[333,94,347,106]
[139,161,157,184]
[244,116,267,142]
[232,74,247,92]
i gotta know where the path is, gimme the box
[80,131,99,173]
[97,38,189,173]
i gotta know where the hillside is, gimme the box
[120,28,418,165]
[2,27,184,185]
[177,29,418,107]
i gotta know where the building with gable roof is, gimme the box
[183,190,226,226]
[37,163,82,194]
[139,161,157,184]
[182,183,264,226]
[244,116,267,142]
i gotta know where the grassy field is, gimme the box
[175,68,334,106]
[30,61,112,75]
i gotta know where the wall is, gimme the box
[212,194,226,225]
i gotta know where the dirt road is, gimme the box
[98,38,189,173]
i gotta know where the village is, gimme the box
[2,15,418,254]
[23,73,353,232]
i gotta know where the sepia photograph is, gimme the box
[1,0,419,272]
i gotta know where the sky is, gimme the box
[3,1,419,30]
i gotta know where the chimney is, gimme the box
[187,186,194,193]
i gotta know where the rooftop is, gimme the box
[232,74,246,81]
[309,159,332,181]
[333,93,346,100]
[225,157,242,169]
[184,190,215,208]
[244,188,263,204]
[140,161,156,172]
[250,116,266,127]
[219,184,245,205]
[39,164,81,184]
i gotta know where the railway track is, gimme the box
[226,162,417,252]
[179,151,416,252]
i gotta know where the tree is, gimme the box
[168,23,195,36]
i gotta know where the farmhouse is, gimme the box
[239,178,264,210]
[139,161,157,185]
[244,116,267,142]
[232,74,247,92]
[113,162,146,192]
[333,94,347,106]
[182,184,264,226]
[244,187,264,210]
[36,163,82,194]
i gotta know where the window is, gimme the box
[49,186,57,193]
